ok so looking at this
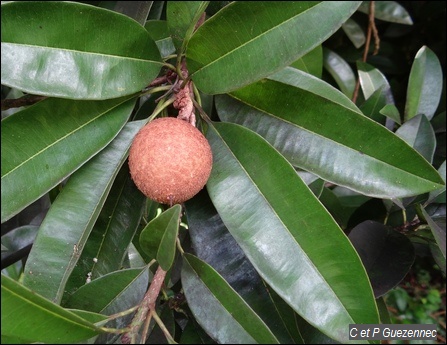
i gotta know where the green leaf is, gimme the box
[395,114,436,163]
[144,20,176,58]
[167,1,209,51]
[404,46,443,121]
[295,315,339,344]
[427,161,446,204]
[1,96,136,223]
[62,164,147,298]
[357,61,393,101]
[185,190,300,343]
[111,1,153,26]
[380,104,402,125]
[64,268,149,313]
[376,297,392,324]
[290,45,323,78]
[342,18,366,48]
[182,253,280,344]
[180,319,216,344]
[139,204,181,270]
[69,309,109,326]
[323,47,356,98]
[216,67,444,199]
[1,1,162,100]
[421,207,446,261]
[1,274,102,344]
[1,225,38,256]
[187,1,361,94]
[21,121,146,304]
[148,1,165,20]
[90,166,147,279]
[359,86,389,124]
[358,1,413,25]
[319,187,353,229]
[206,122,378,343]
[157,205,182,270]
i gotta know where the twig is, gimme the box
[121,266,167,344]
[152,310,177,344]
[1,95,47,111]
[352,1,380,104]
[192,98,212,124]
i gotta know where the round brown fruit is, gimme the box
[128,117,213,205]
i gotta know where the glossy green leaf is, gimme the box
[358,1,413,25]
[376,297,392,324]
[89,166,147,279]
[180,319,216,344]
[21,121,145,304]
[187,1,361,94]
[421,207,446,261]
[216,67,444,198]
[319,187,353,229]
[185,190,299,344]
[167,1,209,50]
[307,177,325,198]
[357,61,393,101]
[144,20,176,58]
[323,47,356,98]
[145,20,170,40]
[405,46,443,121]
[111,1,153,25]
[69,309,109,326]
[95,260,150,344]
[380,104,402,125]
[1,1,163,99]
[1,225,38,256]
[427,161,446,204]
[157,205,181,270]
[139,204,181,270]
[332,186,371,209]
[206,122,378,343]
[148,1,165,20]
[182,253,280,344]
[295,315,339,344]
[290,45,323,78]
[342,18,366,48]
[349,221,415,298]
[62,164,147,298]
[64,268,149,312]
[430,241,446,275]
[1,96,136,223]
[265,286,304,344]
[396,114,436,163]
[1,274,102,344]
[359,86,389,124]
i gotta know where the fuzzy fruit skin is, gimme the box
[128,117,213,204]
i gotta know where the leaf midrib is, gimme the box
[3,283,98,332]
[1,98,130,180]
[211,124,354,324]
[1,42,163,63]
[228,94,439,186]
[185,255,279,343]
[190,2,319,74]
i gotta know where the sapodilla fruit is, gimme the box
[128,117,213,205]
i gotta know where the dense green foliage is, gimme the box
[1,1,445,344]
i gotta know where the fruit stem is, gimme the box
[192,83,202,107]
[145,85,172,95]
[147,97,176,123]
[192,98,211,124]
